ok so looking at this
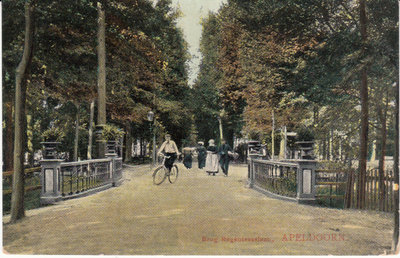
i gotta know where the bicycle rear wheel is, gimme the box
[168,165,179,184]
[153,166,167,185]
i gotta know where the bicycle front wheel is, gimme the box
[153,166,167,185]
[168,165,179,184]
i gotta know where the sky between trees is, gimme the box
[171,0,226,85]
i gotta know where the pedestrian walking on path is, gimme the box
[183,147,193,169]
[205,139,219,176]
[196,141,207,169]
[219,139,232,177]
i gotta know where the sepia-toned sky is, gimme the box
[171,0,226,86]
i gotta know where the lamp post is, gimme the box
[147,111,156,166]
[272,110,275,160]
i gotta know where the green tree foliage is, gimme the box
[105,0,192,147]
[3,0,27,171]
[195,0,397,160]
[3,0,192,164]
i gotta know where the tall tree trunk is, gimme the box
[11,1,35,223]
[125,122,132,162]
[377,96,389,210]
[26,114,34,167]
[87,100,95,159]
[313,105,319,125]
[393,80,399,252]
[73,103,80,161]
[218,116,224,143]
[140,137,144,157]
[279,128,286,160]
[312,107,320,159]
[370,139,377,161]
[5,101,14,171]
[357,0,368,209]
[271,110,275,160]
[151,123,156,166]
[97,0,106,158]
[329,129,333,161]
[226,127,234,151]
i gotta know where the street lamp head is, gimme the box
[147,110,154,122]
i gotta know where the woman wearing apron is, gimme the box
[205,139,219,176]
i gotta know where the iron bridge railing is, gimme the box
[40,156,123,204]
[248,158,317,203]
[60,159,112,196]
[252,160,298,198]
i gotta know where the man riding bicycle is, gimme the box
[157,134,181,172]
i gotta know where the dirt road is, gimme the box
[3,163,393,255]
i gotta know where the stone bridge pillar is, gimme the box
[296,160,317,204]
[247,158,254,188]
[105,153,120,186]
[40,159,63,205]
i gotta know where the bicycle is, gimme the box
[152,153,179,185]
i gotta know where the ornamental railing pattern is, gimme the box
[59,159,112,196]
[248,158,317,204]
[40,155,122,205]
[252,160,298,198]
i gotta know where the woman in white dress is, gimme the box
[205,139,219,176]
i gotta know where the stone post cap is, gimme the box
[40,159,64,164]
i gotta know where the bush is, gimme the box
[41,127,65,142]
[296,126,315,142]
[101,124,124,141]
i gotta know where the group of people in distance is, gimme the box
[202,139,232,176]
[187,139,233,177]
[158,134,233,177]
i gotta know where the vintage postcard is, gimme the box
[2,0,399,255]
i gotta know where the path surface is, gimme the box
[3,163,393,255]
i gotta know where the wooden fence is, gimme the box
[346,168,396,212]
[315,169,349,208]
[3,167,42,213]
[315,167,396,212]
[3,167,41,195]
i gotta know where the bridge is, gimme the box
[3,163,393,255]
